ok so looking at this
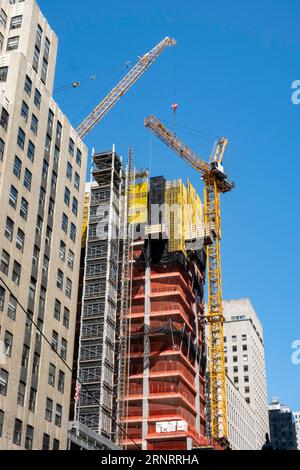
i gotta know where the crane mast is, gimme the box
[144,115,233,442]
[76,37,176,139]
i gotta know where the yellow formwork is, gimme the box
[128,181,148,224]
[81,191,90,247]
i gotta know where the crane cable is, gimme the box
[0,275,142,450]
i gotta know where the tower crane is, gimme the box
[76,37,176,139]
[144,114,234,443]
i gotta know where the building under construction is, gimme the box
[73,149,213,450]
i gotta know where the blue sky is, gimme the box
[40,0,300,410]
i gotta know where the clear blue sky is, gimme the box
[40,0,300,410]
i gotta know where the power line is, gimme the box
[0,275,141,450]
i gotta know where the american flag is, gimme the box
[74,381,81,402]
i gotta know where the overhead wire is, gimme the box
[0,275,142,450]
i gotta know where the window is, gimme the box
[231,335,237,342]
[7,36,19,51]
[0,138,5,160]
[45,398,53,422]
[42,433,50,450]
[0,368,9,396]
[21,100,29,121]
[234,376,239,384]
[56,121,62,146]
[243,344,248,351]
[55,404,62,427]
[244,376,249,383]
[36,24,42,47]
[12,261,21,285]
[5,217,14,241]
[0,286,5,311]
[62,213,68,233]
[32,245,39,267]
[232,345,237,352]
[63,308,70,330]
[233,356,238,363]
[45,135,51,155]
[242,334,247,341]
[0,66,8,82]
[47,109,54,135]
[0,9,7,29]
[67,250,74,270]
[0,410,3,437]
[245,386,250,394]
[51,171,57,192]
[33,45,39,71]
[44,37,50,61]
[51,330,58,351]
[66,162,72,180]
[64,187,70,206]
[233,366,238,373]
[25,425,34,450]
[29,388,36,413]
[54,146,59,163]
[21,344,29,369]
[27,140,35,162]
[69,138,74,156]
[244,365,249,372]
[31,114,38,135]
[39,288,46,317]
[7,294,17,320]
[48,198,55,217]
[13,155,22,178]
[76,148,82,166]
[34,89,41,109]
[60,338,67,360]
[36,215,43,237]
[4,330,13,357]
[39,187,46,207]
[70,223,76,242]
[20,197,28,220]
[59,241,66,261]
[23,168,32,190]
[245,397,250,404]
[0,107,9,130]
[57,270,63,290]
[42,159,49,179]
[17,127,25,150]
[74,172,80,190]
[32,353,40,376]
[48,363,56,387]
[54,299,61,321]
[45,226,52,246]
[41,57,48,83]
[58,371,65,393]
[0,32,3,51]
[13,419,22,446]
[243,354,248,362]
[65,278,72,299]
[72,197,78,216]
[10,15,22,29]
[53,439,60,450]
[24,75,32,96]
[17,381,25,406]
[0,250,10,275]
[29,277,36,302]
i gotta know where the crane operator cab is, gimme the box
[210,161,227,181]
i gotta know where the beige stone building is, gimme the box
[0,0,87,449]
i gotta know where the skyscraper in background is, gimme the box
[0,0,87,449]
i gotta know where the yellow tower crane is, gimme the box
[76,37,176,139]
[144,114,234,442]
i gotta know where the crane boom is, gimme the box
[144,115,233,443]
[145,115,210,175]
[77,37,176,139]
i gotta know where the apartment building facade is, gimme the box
[223,299,269,449]
[268,399,297,450]
[0,0,87,450]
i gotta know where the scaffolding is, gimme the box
[76,149,122,439]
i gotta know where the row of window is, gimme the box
[0,5,25,31]
[5,217,25,251]
[56,269,72,299]
[62,212,77,242]
[224,344,248,353]
[0,249,22,285]
[224,334,247,343]
[51,330,68,361]
[54,298,70,329]
[33,23,50,83]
